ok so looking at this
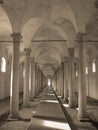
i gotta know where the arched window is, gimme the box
[92,60,96,73]
[23,68,25,77]
[48,78,51,86]
[76,71,78,77]
[86,66,88,74]
[1,57,6,72]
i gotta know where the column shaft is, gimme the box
[60,62,64,98]
[32,62,36,98]
[68,48,75,107]
[77,33,87,120]
[64,57,69,102]
[23,48,31,107]
[10,33,22,118]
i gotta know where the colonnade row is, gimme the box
[52,33,88,121]
[9,33,47,119]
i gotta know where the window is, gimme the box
[23,68,25,77]
[92,60,96,73]
[1,57,6,72]
[48,78,51,86]
[76,71,78,77]
[86,67,88,74]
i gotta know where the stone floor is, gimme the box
[0,89,98,130]
[0,90,44,130]
[28,87,71,130]
[58,92,98,130]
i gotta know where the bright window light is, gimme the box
[1,57,6,72]
[86,67,88,74]
[43,120,71,130]
[48,78,51,86]
[76,71,78,77]
[23,69,25,77]
[47,93,55,96]
[63,103,69,108]
[48,81,51,86]
[41,100,58,103]
[76,107,79,111]
[92,61,96,73]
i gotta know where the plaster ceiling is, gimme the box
[0,0,98,76]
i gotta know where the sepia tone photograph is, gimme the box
[0,0,98,130]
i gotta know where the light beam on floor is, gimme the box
[43,120,71,130]
[42,100,58,103]
[63,103,69,108]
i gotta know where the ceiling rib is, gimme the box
[31,39,67,42]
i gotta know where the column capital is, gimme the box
[11,33,22,43]
[76,33,86,42]
[61,57,65,63]
[31,57,35,63]
[24,48,31,55]
[61,61,64,66]
[61,56,68,63]
[68,48,74,56]
[63,57,69,62]
[95,0,98,8]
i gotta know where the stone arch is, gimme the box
[22,17,47,48]
[86,10,98,40]
[0,6,12,39]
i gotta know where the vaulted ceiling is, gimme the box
[0,0,98,76]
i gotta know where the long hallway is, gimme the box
[0,0,98,130]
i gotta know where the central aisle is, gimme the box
[28,86,71,130]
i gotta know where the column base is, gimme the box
[23,102,30,108]
[69,103,75,108]
[63,98,68,103]
[77,114,89,122]
[22,104,30,108]
[61,95,64,99]
[30,99,34,102]
[8,116,31,122]
[8,113,21,121]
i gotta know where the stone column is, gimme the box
[77,33,87,120]
[68,48,75,107]
[38,67,41,93]
[64,57,69,102]
[55,72,57,91]
[42,74,44,88]
[19,62,24,93]
[53,74,56,90]
[58,68,61,96]
[43,75,46,87]
[87,53,92,97]
[38,69,40,92]
[35,63,38,95]
[23,48,31,107]
[74,61,78,93]
[41,71,43,89]
[30,58,35,100]
[96,58,98,95]
[9,33,22,119]
[57,69,60,95]
[39,70,42,91]
[60,61,64,98]
[54,73,57,91]
[32,60,36,98]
